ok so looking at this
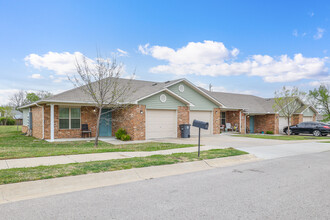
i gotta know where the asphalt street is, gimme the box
[1,150,330,219]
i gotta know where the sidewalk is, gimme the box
[0,154,260,204]
[0,145,226,170]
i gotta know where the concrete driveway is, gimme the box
[155,134,330,159]
[154,133,322,148]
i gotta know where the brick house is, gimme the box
[19,78,318,140]
[19,78,224,141]
[201,89,318,134]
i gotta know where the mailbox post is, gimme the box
[192,120,209,157]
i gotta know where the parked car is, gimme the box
[283,122,330,136]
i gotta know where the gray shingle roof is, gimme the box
[200,88,276,113]
[42,78,184,104]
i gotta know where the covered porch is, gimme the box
[220,109,278,134]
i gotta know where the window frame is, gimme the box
[59,107,81,130]
[221,112,226,126]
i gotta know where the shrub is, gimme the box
[0,117,15,125]
[120,134,131,141]
[266,131,274,135]
[115,128,127,139]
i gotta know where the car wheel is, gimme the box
[313,130,321,137]
[285,129,292,135]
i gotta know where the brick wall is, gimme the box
[291,114,303,125]
[241,112,246,134]
[22,125,28,133]
[213,108,221,134]
[31,106,43,139]
[225,111,240,128]
[253,114,276,133]
[177,106,189,137]
[112,105,146,140]
[42,105,99,139]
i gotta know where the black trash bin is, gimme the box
[179,124,191,138]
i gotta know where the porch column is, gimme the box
[50,104,54,141]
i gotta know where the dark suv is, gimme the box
[283,122,330,136]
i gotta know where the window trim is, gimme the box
[59,107,81,130]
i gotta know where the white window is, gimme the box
[160,94,167,103]
[59,107,81,129]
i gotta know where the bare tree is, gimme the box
[69,55,134,147]
[9,90,53,110]
[273,86,302,135]
[9,90,26,111]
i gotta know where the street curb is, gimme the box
[0,154,260,205]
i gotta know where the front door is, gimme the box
[99,109,112,137]
[249,116,255,133]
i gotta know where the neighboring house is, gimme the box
[19,78,223,141]
[201,89,318,134]
[13,109,23,125]
[0,108,23,125]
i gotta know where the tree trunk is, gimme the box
[287,117,290,136]
[94,107,102,148]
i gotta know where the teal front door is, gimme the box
[99,109,112,136]
[249,116,255,133]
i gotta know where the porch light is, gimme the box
[140,110,144,114]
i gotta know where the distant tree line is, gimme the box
[0,90,52,125]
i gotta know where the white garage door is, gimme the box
[303,116,313,122]
[146,110,177,139]
[190,111,213,136]
[279,117,288,134]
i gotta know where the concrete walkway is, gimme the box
[0,154,259,204]
[0,145,226,170]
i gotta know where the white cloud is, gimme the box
[117,48,128,57]
[0,89,19,104]
[24,51,93,76]
[140,41,329,83]
[314,28,325,40]
[29,74,43,79]
[292,29,298,37]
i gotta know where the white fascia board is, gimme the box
[134,89,166,103]
[134,88,194,106]
[164,89,195,106]
[164,78,226,108]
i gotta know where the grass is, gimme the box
[235,134,330,140]
[0,148,247,184]
[0,126,195,160]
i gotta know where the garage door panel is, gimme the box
[303,116,313,122]
[279,117,288,134]
[189,111,212,136]
[146,110,177,139]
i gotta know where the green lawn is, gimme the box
[0,126,195,160]
[0,148,247,184]
[235,134,330,140]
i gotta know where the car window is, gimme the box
[298,123,307,128]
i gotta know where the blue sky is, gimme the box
[0,0,329,103]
